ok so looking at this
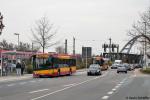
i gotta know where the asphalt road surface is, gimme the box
[0,69,149,100]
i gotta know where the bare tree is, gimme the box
[0,39,39,52]
[31,16,58,53]
[0,39,9,50]
[18,42,40,52]
[128,7,150,44]
[55,45,65,54]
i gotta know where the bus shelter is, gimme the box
[0,50,32,76]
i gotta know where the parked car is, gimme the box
[111,60,122,69]
[117,64,127,73]
[130,64,135,70]
[111,64,118,69]
[87,64,102,76]
[123,63,131,71]
[134,64,142,68]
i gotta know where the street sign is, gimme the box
[82,47,92,58]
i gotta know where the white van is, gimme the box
[114,60,122,64]
[111,60,122,69]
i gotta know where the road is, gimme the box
[0,69,149,100]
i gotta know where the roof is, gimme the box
[35,53,76,59]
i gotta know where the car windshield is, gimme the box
[118,65,124,67]
[123,64,129,67]
[89,65,99,69]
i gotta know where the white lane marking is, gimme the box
[115,85,120,88]
[29,89,49,94]
[107,91,113,95]
[133,74,136,77]
[122,78,127,82]
[102,96,109,99]
[120,77,128,84]
[19,82,27,85]
[31,71,109,100]
[123,78,127,81]
[112,88,116,91]
[63,83,76,87]
[117,83,122,86]
[120,81,124,84]
[7,84,15,86]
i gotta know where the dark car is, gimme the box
[87,64,102,76]
[123,63,131,71]
[134,64,143,68]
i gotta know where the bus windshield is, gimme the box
[32,55,53,70]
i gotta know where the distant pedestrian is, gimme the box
[16,61,22,76]
[21,61,26,75]
[2,61,8,76]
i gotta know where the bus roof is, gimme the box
[35,53,75,59]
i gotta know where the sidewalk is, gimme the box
[134,68,142,75]
[134,68,149,77]
[0,69,86,83]
[0,74,33,83]
[77,68,86,72]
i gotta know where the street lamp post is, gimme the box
[14,33,20,49]
[0,12,4,76]
[86,47,88,70]
[143,22,147,68]
[109,38,112,61]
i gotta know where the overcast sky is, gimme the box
[1,0,150,54]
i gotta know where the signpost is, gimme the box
[82,47,92,69]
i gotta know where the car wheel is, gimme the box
[125,71,127,74]
[117,71,119,73]
[99,72,102,75]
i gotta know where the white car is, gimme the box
[117,65,127,73]
[111,64,118,69]
[87,64,102,76]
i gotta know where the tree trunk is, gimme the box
[43,46,45,53]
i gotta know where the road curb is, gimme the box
[0,75,33,83]
[77,69,86,72]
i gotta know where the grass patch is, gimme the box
[140,67,150,74]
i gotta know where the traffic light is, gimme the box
[103,44,106,52]
[112,44,114,52]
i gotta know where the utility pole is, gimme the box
[73,37,75,55]
[32,42,34,54]
[65,39,67,54]
[117,44,119,59]
[0,12,4,76]
[86,47,88,69]
[14,33,20,50]
[109,38,112,61]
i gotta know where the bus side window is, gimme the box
[54,64,58,68]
